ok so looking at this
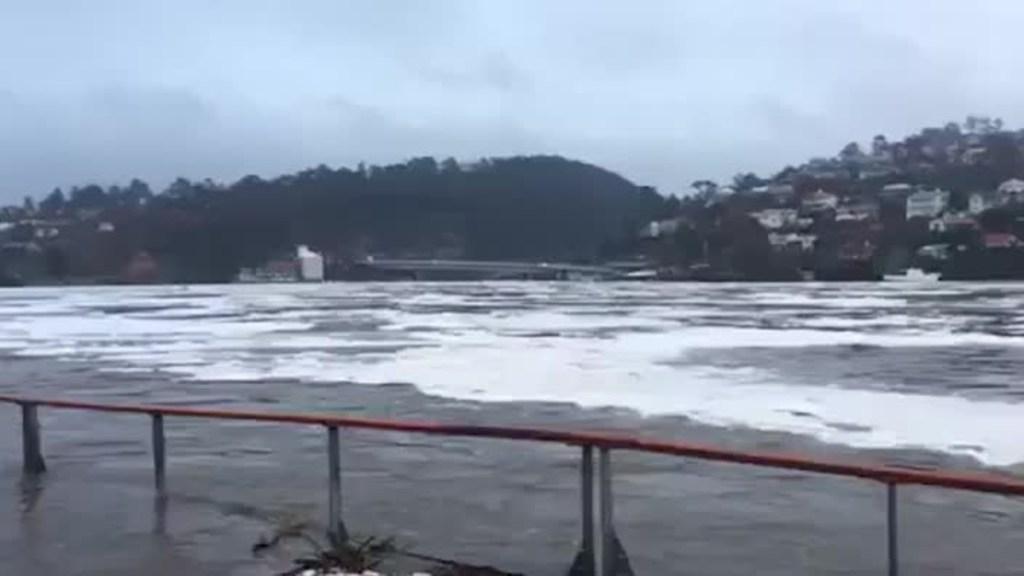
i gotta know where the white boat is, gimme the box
[884,268,939,282]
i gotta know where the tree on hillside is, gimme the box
[732,172,764,191]
[840,142,863,160]
[949,190,969,212]
[980,208,1014,233]
[982,133,1024,182]
[965,115,1003,135]
[118,179,154,206]
[39,188,66,216]
[671,223,704,265]
[773,165,798,182]
[440,157,461,175]
[68,185,107,211]
[871,135,889,157]
[690,180,718,200]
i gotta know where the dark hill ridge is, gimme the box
[0,155,665,283]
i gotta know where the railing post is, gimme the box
[887,483,899,576]
[597,448,633,576]
[20,403,46,474]
[327,425,348,545]
[582,446,595,556]
[599,448,614,576]
[568,445,595,576]
[151,413,166,493]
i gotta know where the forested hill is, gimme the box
[2,156,665,283]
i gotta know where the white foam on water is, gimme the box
[2,283,1024,466]
[799,314,938,329]
[332,329,1024,465]
[747,292,905,308]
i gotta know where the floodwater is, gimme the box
[1,282,1024,574]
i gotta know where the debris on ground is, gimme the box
[254,519,520,576]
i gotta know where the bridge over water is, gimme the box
[347,258,627,280]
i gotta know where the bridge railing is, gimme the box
[2,394,1023,576]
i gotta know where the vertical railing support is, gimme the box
[598,448,614,576]
[20,402,46,474]
[151,413,166,493]
[596,448,634,576]
[582,446,595,557]
[327,425,348,545]
[568,445,595,575]
[887,483,899,576]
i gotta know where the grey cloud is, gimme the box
[1,0,1023,200]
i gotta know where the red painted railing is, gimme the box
[1,394,1022,575]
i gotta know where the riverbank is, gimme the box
[1,357,1023,575]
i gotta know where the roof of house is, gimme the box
[984,233,1019,248]
[882,183,913,191]
[907,188,948,200]
[999,179,1024,193]
[804,189,838,200]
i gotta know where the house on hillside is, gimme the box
[835,200,879,222]
[802,158,847,180]
[704,186,735,206]
[917,244,949,260]
[641,217,687,238]
[768,233,816,252]
[751,209,798,230]
[751,184,796,204]
[881,183,915,201]
[858,161,897,180]
[983,233,1020,249]
[0,241,45,282]
[929,213,976,234]
[33,226,60,240]
[962,145,989,165]
[905,189,949,219]
[121,251,159,284]
[970,191,996,215]
[802,189,839,213]
[997,179,1024,204]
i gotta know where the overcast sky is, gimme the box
[1,1,1022,201]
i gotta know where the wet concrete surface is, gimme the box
[2,357,1024,575]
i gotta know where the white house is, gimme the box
[643,218,685,238]
[905,189,949,219]
[931,213,977,234]
[296,245,324,281]
[835,202,877,222]
[969,192,994,215]
[752,184,796,203]
[704,186,735,206]
[802,189,839,212]
[997,179,1024,204]
[917,244,949,260]
[751,209,798,230]
[769,233,816,252]
[33,226,59,240]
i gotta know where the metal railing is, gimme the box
[2,394,1024,575]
